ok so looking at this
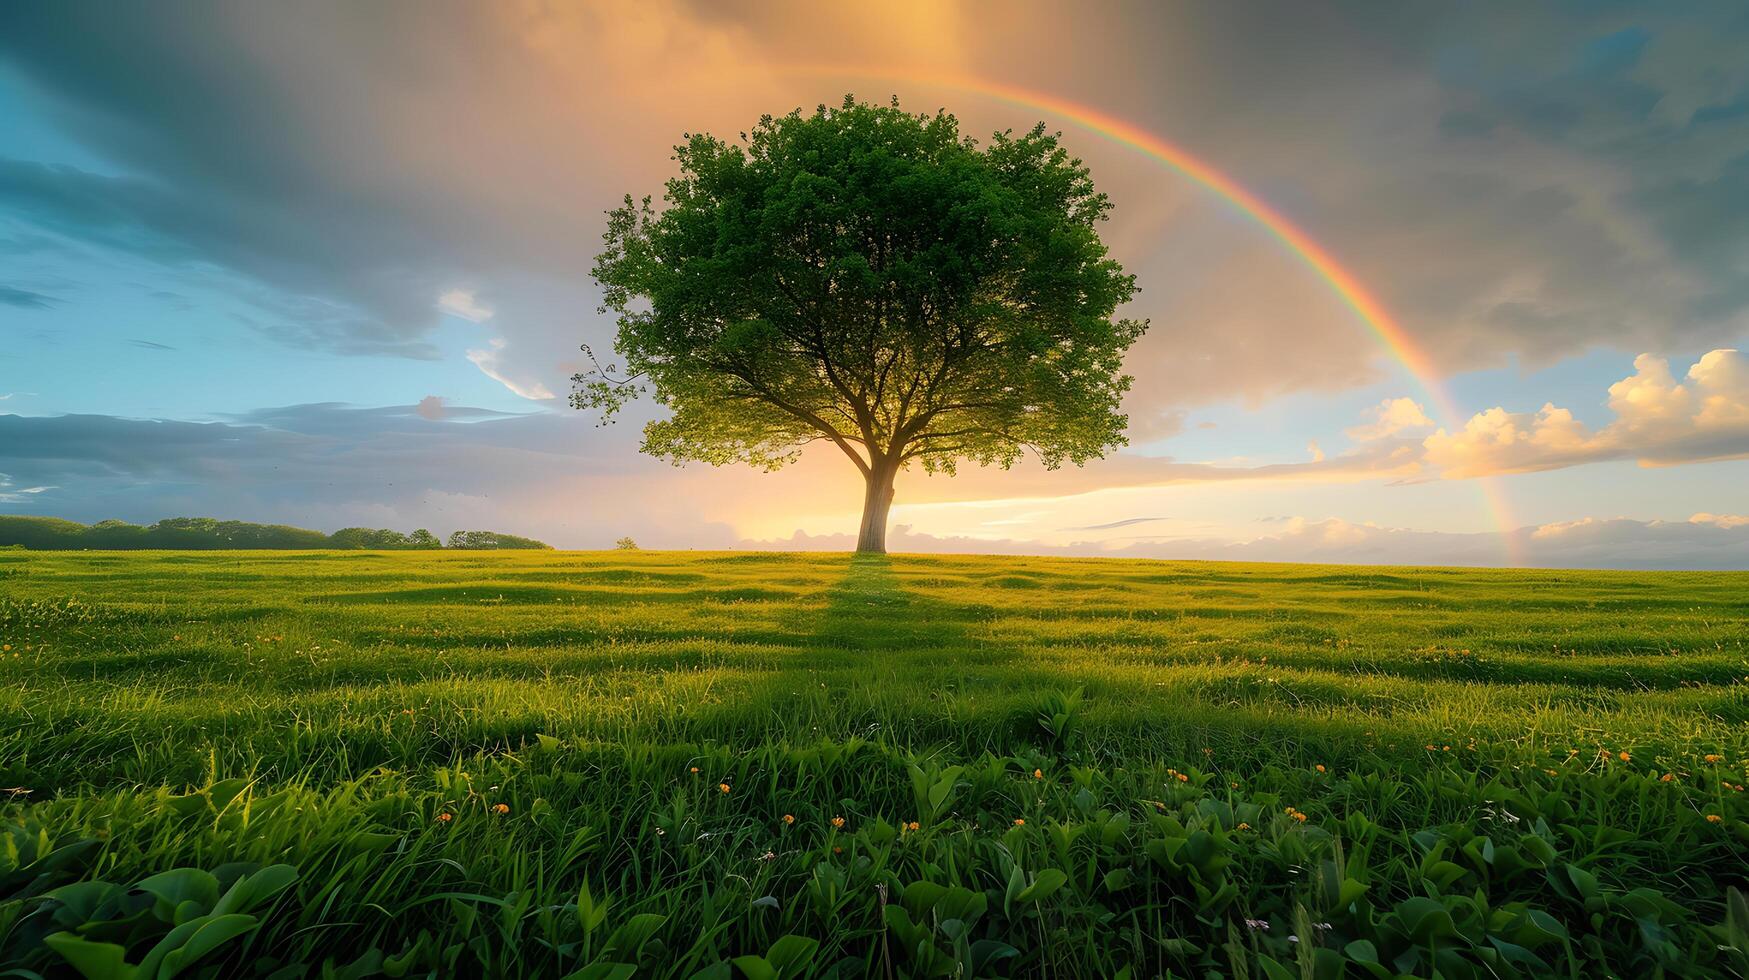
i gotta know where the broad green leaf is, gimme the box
[730,956,776,980]
[211,864,297,917]
[43,933,132,980]
[601,912,667,961]
[563,964,637,980]
[1016,868,1068,903]
[136,869,219,919]
[763,935,818,979]
[160,912,260,976]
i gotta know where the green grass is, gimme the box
[2,549,1747,978]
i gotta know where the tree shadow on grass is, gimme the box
[801,553,982,652]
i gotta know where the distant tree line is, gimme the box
[0,516,552,551]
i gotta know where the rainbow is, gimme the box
[782,67,1523,565]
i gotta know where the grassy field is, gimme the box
[2,549,1747,978]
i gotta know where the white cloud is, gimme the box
[437,288,494,323]
[1346,397,1434,441]
[1423,349,1749,478]
[466,338,556,401]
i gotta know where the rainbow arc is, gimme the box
[784,67,1523,565]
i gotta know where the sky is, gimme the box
[2,1,1748,568]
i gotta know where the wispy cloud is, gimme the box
[1061,516,1173,531]
[0,285,56,309]
[128,339,178,351]
[0,471,57,503]
[467,338,556,401]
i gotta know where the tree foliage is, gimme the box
[577,97,1146,551]
[445,530,553,551]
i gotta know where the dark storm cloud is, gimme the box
[0,4,509,358]
[0,154,443,357]
[0,1,1746,404]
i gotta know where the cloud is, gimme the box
[2,3,1746,410]
[0,403,737,546]
[467,338,557,400]
[1424,349,1749,477]
[437,289,494,323]
[5,402,1747,568]
[750,514,1749,570]
[1346,397,1434,441]
[415,395,447,420]
[0,1,806,384]
[834,348,1749,505]
[128,339,177,351]
[0,284,56,308]
[0,160,443,357]
[0,471,57,504]
[1061,516,1170,531]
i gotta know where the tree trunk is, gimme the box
[855,458,898,554]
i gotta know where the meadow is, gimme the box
[1,549,1747,978]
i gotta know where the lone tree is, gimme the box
[577,97,1146,553]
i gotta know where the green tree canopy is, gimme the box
[577,97,1146,552]
[446,530,553,551]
